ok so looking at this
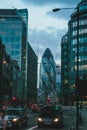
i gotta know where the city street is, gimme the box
[0,1,87,130]
[11,106,76,130]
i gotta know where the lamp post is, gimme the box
[52,7,79,130]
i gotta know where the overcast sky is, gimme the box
[0,0,80,64]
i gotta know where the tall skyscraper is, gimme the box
[39,48,56,104]
[61,0,87,105]
[0,9,28,101]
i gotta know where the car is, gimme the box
[5,107,28,128]
[37,105,63,128]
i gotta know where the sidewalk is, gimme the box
[79,109,87,130]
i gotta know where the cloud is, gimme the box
[47,9,75,21]
[28,5,68,32]
[28,27,67,64]
[21,0,80,7]
[0,0,81,65]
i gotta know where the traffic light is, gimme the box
[11,97,17,106]
[47,97,51,101]
[12,97,16,101]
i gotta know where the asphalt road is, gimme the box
[10,106,76,130]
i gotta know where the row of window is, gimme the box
[70,55,87,63]
[1,36,21,43]
[72,28,87,36]
[72,46,87,53]
[7,44,20,49]
[0,22,22,29]
[0,17,21,22]
[74,55,87,62]
[79,46,87,52]
[79,65,87,70]
[71,64,87,71]
[72,37,87,45]
[0,31,22,36]
[79,5,87,11]
[72,19,87,27]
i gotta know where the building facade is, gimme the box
[56,65,62,101]
[0,9,28,101]
[61,0,87,105]
[61,33,70,105]
[27,42,38,104]
[39,48,56,104]
[0,38,20,106]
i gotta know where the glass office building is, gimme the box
[27,43,38,103]
[61,33,69,105]
[61,0,87,105]
[39,48,56,104]
[69,0,87,89]
[0,9,28,67]
[0,9,28,100]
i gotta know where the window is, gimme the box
[79,29,87,34]
[80,5,87,11]
[72,39,77,45]
[79,19,87,25]
[72,30,77,36]
[72,21,77,27]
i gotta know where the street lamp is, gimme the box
[52,7,75,12]
[2,60,7,64]
[52,7,79,130]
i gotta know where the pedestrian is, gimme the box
[0,109,8,130]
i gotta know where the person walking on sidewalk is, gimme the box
[0,109,8,130]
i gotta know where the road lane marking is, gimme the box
[27,125,37,130]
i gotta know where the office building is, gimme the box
[61,0,87,105]
[27,42,38,104]
[0,9,28,101]
[39,48,56,104]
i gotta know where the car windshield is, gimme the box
[6,110,20,115]
[39,106,59,117]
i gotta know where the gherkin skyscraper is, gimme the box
[39,48,56,104]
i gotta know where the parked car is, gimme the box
[5,107,28,128]
[37,105,63,128]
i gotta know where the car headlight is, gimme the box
[12,118,19,122]
[54,118,59,122]
[38,118,43,122]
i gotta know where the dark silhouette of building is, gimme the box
[0,38,19,106]
[27,42,38,104]
[0,8,28,101]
